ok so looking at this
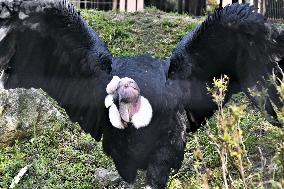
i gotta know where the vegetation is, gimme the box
[170,76,284,189]
[0,8,283,188]
[81,8,202,58]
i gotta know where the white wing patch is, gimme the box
[19,12,29,20]
[0,6,11,19]
[0,70,5,89]
[131,96,153,129]
[0,27,9,42]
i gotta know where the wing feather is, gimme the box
[0,0,113,140]
[169,3,284,130]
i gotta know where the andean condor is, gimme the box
[0,0,283,188]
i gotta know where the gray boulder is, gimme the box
[0,88,67,147]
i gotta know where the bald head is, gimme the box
[117,77,140,103]
[105,76,152,129]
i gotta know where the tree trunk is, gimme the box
[219,0,223,8]
[178,0,183,13]
[253,0,259,9]
[186,0,206,16]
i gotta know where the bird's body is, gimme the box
[104,55,186,183]
[0,0,284,188]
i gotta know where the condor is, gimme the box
[0,1,283,188]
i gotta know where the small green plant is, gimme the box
[168,72,283,188]
[208,75,250,189]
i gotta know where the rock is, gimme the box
[94,167,122,185]
[0,88,67,147]
[93,167,146,188]
[0,88,147,188]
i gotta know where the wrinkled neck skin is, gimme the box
[119,96,141,123]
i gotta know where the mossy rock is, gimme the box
[0,88,145,188]
[0,88,67,148]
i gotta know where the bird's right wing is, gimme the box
[0,0,113,141]
[168,3,284,130]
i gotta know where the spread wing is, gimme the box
[168,3,284,131]
[0,0,113,141]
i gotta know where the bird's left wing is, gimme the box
[168,3,284,131]
[0,0,113,141]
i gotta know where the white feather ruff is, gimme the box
[106,76,121,94]
[131,96,153,129]
[109,104,124,129]
[104,94,114,108]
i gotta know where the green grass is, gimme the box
[0,121,112,188]
[81,8,201,58]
